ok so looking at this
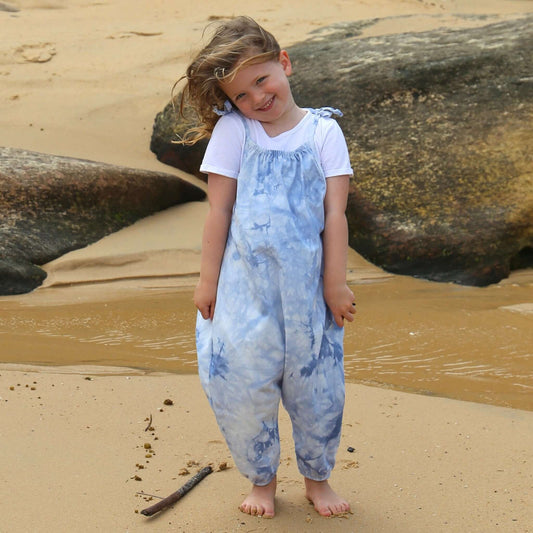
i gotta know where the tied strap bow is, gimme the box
[313,107,343,118]
[213,100,234,116]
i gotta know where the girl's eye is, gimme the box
[256,76,267,84]
[235,93,245,101]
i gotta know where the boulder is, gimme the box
[289,15,533,286]
[0,147,205,295]
[151,15,533,286]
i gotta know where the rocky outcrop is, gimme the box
[0,147,205,295]
[289,15,533,286]
[151,15,533,286]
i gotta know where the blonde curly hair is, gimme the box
[174,16,281,144]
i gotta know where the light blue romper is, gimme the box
[196,108,345,486]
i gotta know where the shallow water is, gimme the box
[0,271,531,410]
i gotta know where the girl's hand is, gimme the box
[324,282,356,328]
[194,280,218,320]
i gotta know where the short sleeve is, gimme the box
[316,118,353,178]
[199,113,245,179]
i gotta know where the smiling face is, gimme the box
[219,51,304,135]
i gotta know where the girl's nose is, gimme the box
[251,89,264,106]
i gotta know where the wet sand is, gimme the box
[1,263,532,410]
[1,0,532,530]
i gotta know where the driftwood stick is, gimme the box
[140,466,213,517]
[144,414,152,432]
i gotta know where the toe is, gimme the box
[318,505,332,517]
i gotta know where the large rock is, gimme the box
[152,15,533,286]
[289,15,533,286]
[0,147,205,295]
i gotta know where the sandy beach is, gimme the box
[1,366,532,532]
[1,0,532,531]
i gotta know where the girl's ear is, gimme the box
[279,50,293,76]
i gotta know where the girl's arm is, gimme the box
[194,174,237,320]
[322,175,355,327]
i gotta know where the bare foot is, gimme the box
[239,478,276,518]
[305,478,351,517]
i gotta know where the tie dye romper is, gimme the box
[196,108,345,486]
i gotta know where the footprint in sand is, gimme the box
[15,42,56,63]
[107,31,163,40]
[341,459,359,469]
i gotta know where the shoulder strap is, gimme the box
[304,107,342,145]
[234,110,251,137]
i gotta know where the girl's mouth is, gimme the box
[258,97,274,111]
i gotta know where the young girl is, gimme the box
[178,16,355,518]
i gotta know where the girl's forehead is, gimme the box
[227,59,277,82]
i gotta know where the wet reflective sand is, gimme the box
[344,274,532,410]
[1,270,531,411]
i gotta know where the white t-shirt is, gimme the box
[200,109,353,179]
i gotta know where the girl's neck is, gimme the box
[260,106,307,138]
